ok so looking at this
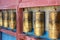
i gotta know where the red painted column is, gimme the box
[16,0,23,40]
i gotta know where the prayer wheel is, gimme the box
[34,9,45,36]
[9,10,16,30]
[49,11,59,39]
[23,8,33,33]
[3,10,9,28]
[0,11,3,27]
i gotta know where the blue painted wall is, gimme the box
[2,33,16,40]
[0,32,2,40]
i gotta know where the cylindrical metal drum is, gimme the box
[3,10,9,28]
[23,8,33,33]
[34,11,45,36]
[55,12,60,38]
[0,11,3,27]
[49,11,59,39]
[9,10,16,30]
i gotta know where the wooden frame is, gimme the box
[0,0,60,40]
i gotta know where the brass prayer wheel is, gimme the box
[3,10,9,28]
[9,10,16,30]
[49,11,60,39]
[55,12,60,36]
[34,10,45,36]
[23,8,33,33]
[0,11,3,26]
